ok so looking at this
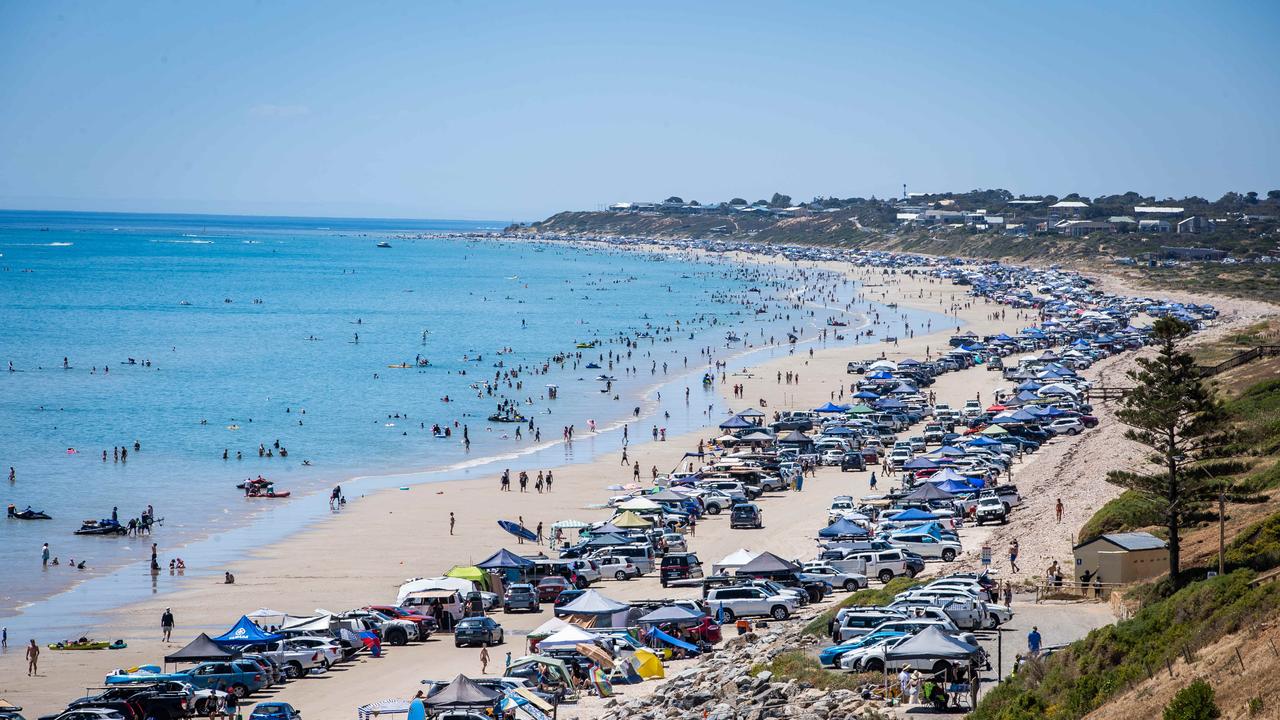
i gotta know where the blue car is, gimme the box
[106,660,266,698]
[818,631,905,667]
[250,702,301,720]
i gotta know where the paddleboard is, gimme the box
[498,519,537,542]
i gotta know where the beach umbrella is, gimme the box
[551,519,591,530]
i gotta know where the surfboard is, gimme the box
[407,699,426,720]
[498,519,537,542]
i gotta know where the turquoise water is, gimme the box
[0,211,953,634]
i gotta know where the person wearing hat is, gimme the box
[898,664,911,700]
[161,607,174,642]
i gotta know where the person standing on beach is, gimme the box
[26,638,39,676]
[480,645,490,674]
[869,471,877,490]
[449,512,456,535]
[42,542,50,566]
[620,446,628,465]
[1009,540,1020,573]
[545,471,553,492]
[161,607,174,642]
[535,522,543,545]
[1055,498,1064,523]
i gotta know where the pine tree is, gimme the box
[1106,317,1235,587]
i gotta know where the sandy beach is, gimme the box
[3,256,1260,719]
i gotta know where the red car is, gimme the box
[364,605,436,638]
[536,576,572,602]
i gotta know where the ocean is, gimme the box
[0,210,950,635]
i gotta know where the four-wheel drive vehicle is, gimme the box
[65,683,194,720]
[839,453,866,472]
[365,605,438,638]
[800,562,867,591]
[281,635,349,664]
[660,552,705,587]
[922,424,945,444]
[107,661,266,699]
[889,533,961,562]
[832,608,909,643]
[339,609,420,645]
[44,710,127,720]
[453,616,504,647]
[535,576,572,602]
[840,549,912,583]
[502,583,541,613]
[596,555,641,580]
[241,640,328,679]
[729,503,763,529]
[974,496,1008,525]
[705,586,797,621]
[596,544,655,574]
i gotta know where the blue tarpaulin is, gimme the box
[650,627,699,653]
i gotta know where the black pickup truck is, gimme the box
[58,682,194,720]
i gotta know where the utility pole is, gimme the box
[1219,489,1226,576]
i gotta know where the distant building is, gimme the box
[1073,532,1168,590]
[1161,246,1228,261]
[1109,216,1137,231]
[1056,219,1111,237]
[1176,216,1214,234]
[1134,206,1185,216]
[1049,200,1089,218]
[1138,219,1171,233]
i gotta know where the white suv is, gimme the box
[706,586,797,621]
[596,555,641,580]
[889,533,962,562]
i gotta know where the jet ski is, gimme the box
[75,519,128,536]
[8,504,51,520]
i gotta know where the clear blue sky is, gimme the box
[1,1,1277,221]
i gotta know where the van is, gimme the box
[597,544,655,574]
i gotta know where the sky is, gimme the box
[1,1,1278,221]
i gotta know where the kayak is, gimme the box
[247,490,291,498]
[488,414,527,423]
[49,640,113,651]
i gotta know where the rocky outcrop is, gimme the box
[597,628,891,720]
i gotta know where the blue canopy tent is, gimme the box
[927,468,974,484]
[818,518,869,538]
[965,436,1004,447]
[898,358,921,366]
[874,398,906,409]
[902,457,939,470]
[865,370,894,380]
[477,548,534,570]
[851,391,880,400]
[893,521,950,539]
[938,478,981,494]
[891,508,939,522]
[814,402,851,413]
[213,616,283,646]
[931,445,967,457]
[649,627,699,654]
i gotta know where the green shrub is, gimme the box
[1223,511,1280,573]
[1078,490,1163,541]
[802,577,921,636]
[1162,680,1219,720]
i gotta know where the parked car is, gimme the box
[454,617,504,647]
[249,703,302,720]
[705,586,797,621]
[553,588,586,608]
[364,605,437,638]
[45,711,127,720]
[535,576,572,602]
[800,562,868,592]
[729,503,763,529]
[889,533,961,562]
[974,496,1008,525]
[65,682,194,720]
[659,552,705,587]
[503,583,541,613]
[1047,418,1084,435]
[107,661,266,699]
[596,555,641,581]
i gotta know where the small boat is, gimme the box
[376,241,392,248]
[8,504,51,520]
[827,319,848,327]
[576,341,597,349]
[240,477,291,498]
[75,519,128,536]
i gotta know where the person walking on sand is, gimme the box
[1009,540,1020,573]
[535,522,544,545]
[480,645,490,674]
[161,607,174,642]
[1055,498,1064,523]
[26,638,39,676]
[449,512,455,536]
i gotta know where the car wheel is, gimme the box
[231,683,248,699]
[905,567,917,579]
[387,629,408,646]
[843,579,858,592]
[878,569,894,583]
[618,571,630,581]
[455,642,464,648]
[706,505,721,515]
[286,662,303,679]
[574,577,589,589]
[942,549,957,562]
[496,631,504,645]
[720,608,735,622]
[863,658,883,673]
[770,605,790,621]
[1071,428,1081,435]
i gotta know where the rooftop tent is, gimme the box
[900,483,955,502]
[718,414,755,430]
[164,633,238,663]
[902,457,939,470]
[582,532,633,548]
[852,390,880,399]
[615,497,661,512]
[712,548,759,574]
[846,404,875,415]
[818,518,869,538]
[637,605,705,625]
[610,510,653,528]
[891,508,939,522]
[213,615,283,646]
[884,626,981,662]
[446,565,489,589]
[477,548,535,571]
[737,407,766,418]
[814,402,850,413]
[425,674,500,709]
[734,551,800,575]
[537,625,600,650]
